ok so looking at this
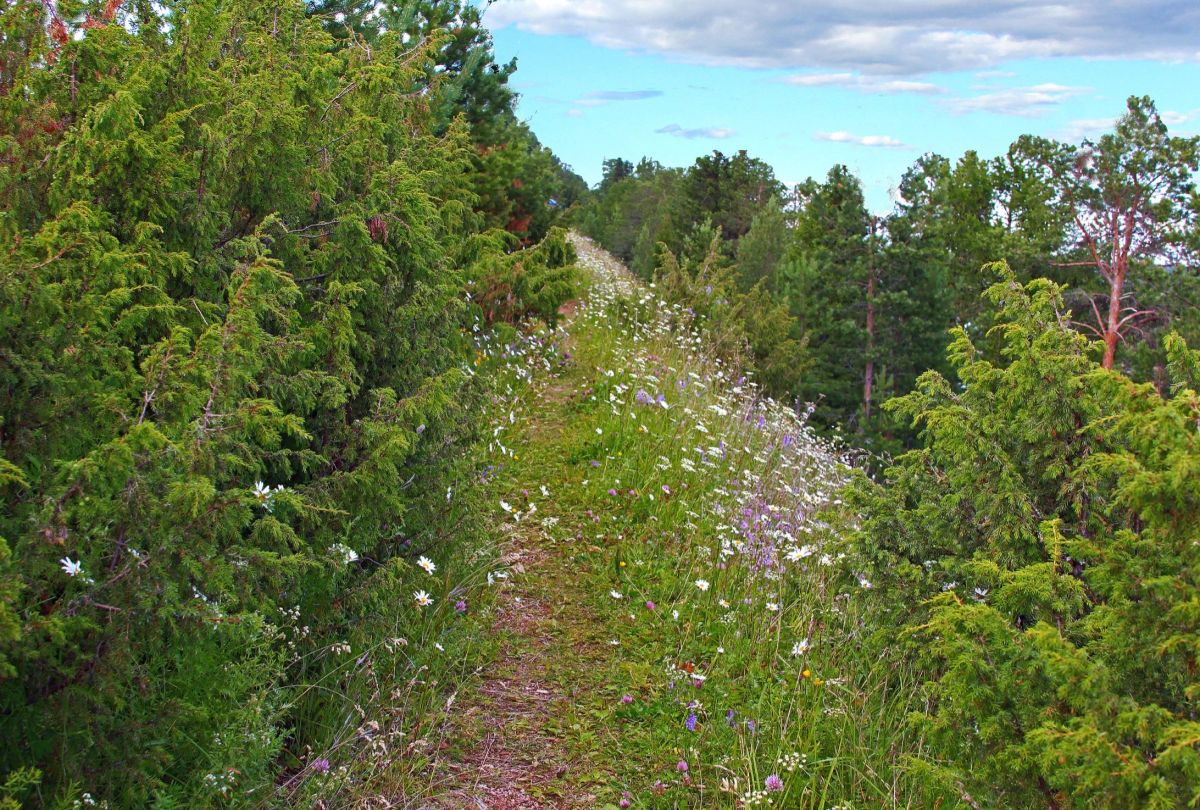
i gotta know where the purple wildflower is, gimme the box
[676,760,689,773]
[686,712,698,732]
[620,694,634,704]
[765,774,784,792]
[608,488,617,496]
[454,600,467,613]
[645,600,656,611]
[311,758,330,774]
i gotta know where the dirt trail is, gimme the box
[422,263,617,808]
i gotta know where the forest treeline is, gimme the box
[575,103,1200,453]
[0,1,579,805]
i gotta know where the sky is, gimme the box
[481,0,1200,212]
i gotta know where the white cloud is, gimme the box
[575,89,664,107]
[1161,109,1198,127]
[656,123,736,140]
[974,69,1018,79]
[1060,117,1116,142]
[945,83,1085,116]
[814,131,909,149]
[485,1,1200,76]
[781,72,943,94]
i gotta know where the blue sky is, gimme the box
[482,1,1200,212]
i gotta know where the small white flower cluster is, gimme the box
[71,794,109,809]
[329,543,358,565]
[741,789,775,806]
[252,480,286,512]
[59,555,97,585]
[201,769,237,797]
[778,751,808,772]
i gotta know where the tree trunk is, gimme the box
[1101,263,1125,370]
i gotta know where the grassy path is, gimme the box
[427,368,619,808]
[417,238,634,808]
[407,235,938,810]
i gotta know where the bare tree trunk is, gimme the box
[1102,264,1125,370]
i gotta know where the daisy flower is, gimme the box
[418,556,436,575]
[414,590,433,608]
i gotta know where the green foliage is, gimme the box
[0,0,536,804]
[1010,96,1200,370]
[672,149,783,245]
[470,227,580,327]
[576,159,678,276]
[304,0,583,244]
[655,230,807,396]
[735,196,788,290]
[847,269,1200,807]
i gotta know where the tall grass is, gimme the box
[534,236,957,808]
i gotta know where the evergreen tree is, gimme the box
[672,149,783,245]
[848,271,1200,808]
[786,165,871,431]
[735,195,789,290]
[0,1,577,803]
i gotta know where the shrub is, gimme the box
[0,1,523,803]
[469,226,580,328]
[847,267,1200,808]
